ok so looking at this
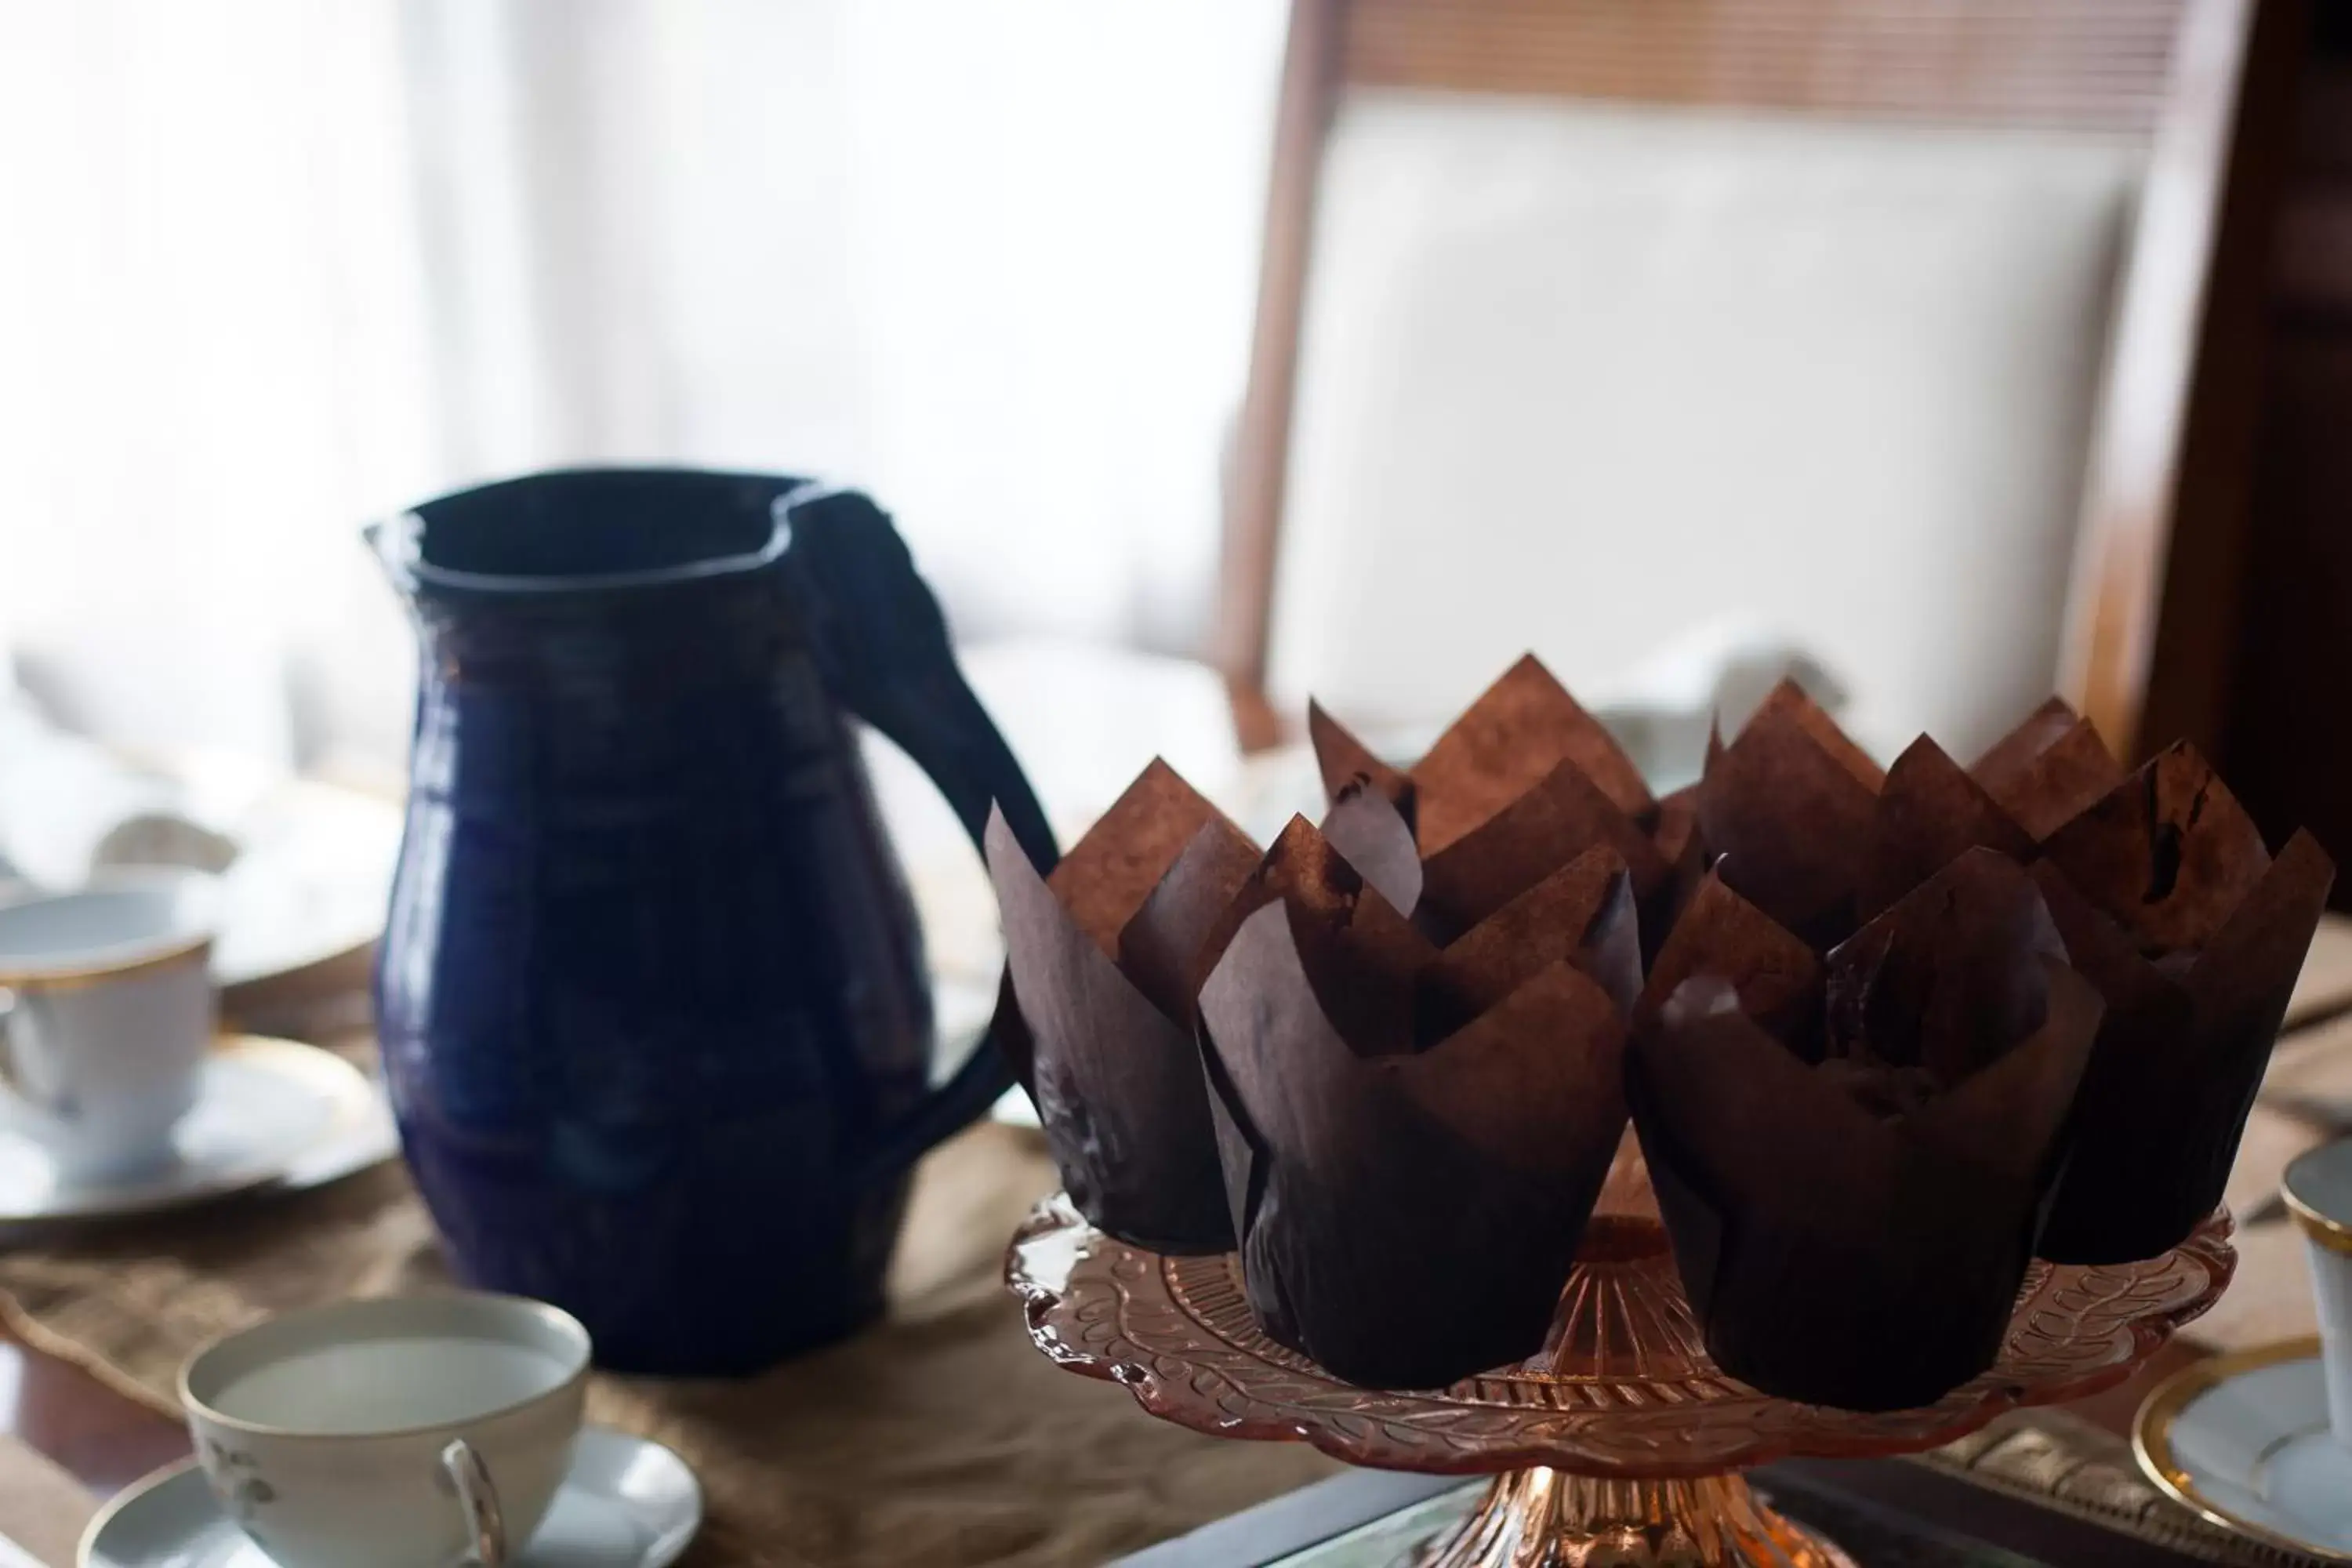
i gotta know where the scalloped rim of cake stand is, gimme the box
[1006,1196,2235,1480]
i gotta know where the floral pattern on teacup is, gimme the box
[199,1439,276,1519]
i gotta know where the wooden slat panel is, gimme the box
[1216,0,1346,702]
[2062,0,2292,759]
[1343,0,2187,133]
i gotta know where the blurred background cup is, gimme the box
[0,869,218,1181]
[2284,1140,2352,1446]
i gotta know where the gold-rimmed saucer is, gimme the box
[0,1037,388,1225]
[2135,1335,2352,1563]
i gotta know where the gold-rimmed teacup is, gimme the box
[2283,1139,2352,1447]
[0,869,218,1181]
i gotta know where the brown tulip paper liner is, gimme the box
[1318,777,1425,917]
[2040,742,2271,956]
[1419,845,1642,1037]
[1311,658,1679,950]
[1192,811,1435,1057]
[1308,654,1654,856]
[1639,869,1821,1053]
[1233,790,1640,1046]
[2027,744,2336,1262]
[1695,680,1883,951]
[1632,851,2102,1411]
[1214,797,1639,1042]
[1419,758,1672,946]
[1633,959,2100,1412]
[1409,655,1654,853]
[1824,848,2070,1087]
[1859,736,2035,921]
[984,760,1258,1252]
[1124,818,1274,1028]
[1308,698,1414,829]
[1653,782,1706,888]
[1969,696,2124,843]
[1196,848,1634,1389]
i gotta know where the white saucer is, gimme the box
[2136,1335,2352,1562]
[0,1038,385,1224]
[82,1427,702,1568]
[267,1069,400,1197]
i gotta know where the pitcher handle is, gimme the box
[777,484,1058,1187]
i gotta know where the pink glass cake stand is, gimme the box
[1006,1197,2234,1567]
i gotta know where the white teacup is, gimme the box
[180,1293,590,1568]
[2285,1139,2352,1447]
[0,869,218,1181]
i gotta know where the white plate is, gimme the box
[0,1039,383,1223]
[2136,1335,2352,1562]
[201,782,401,992]
[82,1427,702,1568]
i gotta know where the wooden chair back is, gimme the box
[1218,0,2299,758]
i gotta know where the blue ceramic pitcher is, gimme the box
[369,469,1055,1374]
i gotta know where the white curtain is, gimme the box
[0,0,1283,775]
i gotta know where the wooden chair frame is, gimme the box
[1214,0,2303,759]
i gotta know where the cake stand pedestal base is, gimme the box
[1414,1468,1854,1567]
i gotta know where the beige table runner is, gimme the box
[0,1124,1337,1567]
